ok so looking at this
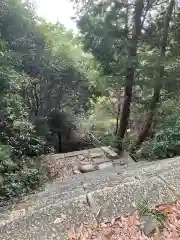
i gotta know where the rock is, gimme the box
[111,147,119,154]
[79,164,98,173]
[98,162,113,170]
[91,152,103,158]
[73,170,81,175]
[79,162,114,172]
[79,155,86,161]
[80,161,91,165]
[113,159,125,166]
[101,147,118,159]
[140,215,157,236]
[92,157,108,164]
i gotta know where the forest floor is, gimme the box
[68,199,180,240]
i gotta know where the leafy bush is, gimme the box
[9,120,45,157]
[0,67,46,200]
[0,145,17,173]
[2,168,43,198]
[136,99,180,160]
[0,145,44,198]
[0,68,46,156]
[139,126,180,160]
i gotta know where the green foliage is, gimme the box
[139,129,180,160]
[0,0,103,200]
[0,68,45,158]
[73,0,180,159]
[2,0,180,203]
[138,200,149,216]
[136,98,180,160]
[2,167,44,198]
[0,145,17,174]
[151,210,166,227]
[80,97,118,147]
[77,1,128,76]
[137,199,166,227]
[0,145,44,198]
[0,1,46,199]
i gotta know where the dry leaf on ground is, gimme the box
[68,199,180,240]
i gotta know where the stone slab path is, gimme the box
[0,149,180,239]
[42,147,133,181]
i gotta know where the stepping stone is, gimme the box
[101,147,118,159]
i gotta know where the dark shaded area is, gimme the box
[35,111,93,154]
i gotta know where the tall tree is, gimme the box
[72,0,166,152]
[116,0,144,151]
[130,0,175,152]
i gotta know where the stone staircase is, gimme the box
[41,147,134,181]
[1,148,180,239]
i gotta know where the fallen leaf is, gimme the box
[153,227,161,240]
[68,227,76,239]
[155,203,173,215]
[68,199,180,240]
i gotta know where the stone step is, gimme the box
[41,147,132,181]
[1,156,180,239]
[0,158,173,218]
[0,160,156,218]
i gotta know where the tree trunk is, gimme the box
[115,97,121,135]
[130,0,175,152]
[57,132,62,153]
[117,0,144,152]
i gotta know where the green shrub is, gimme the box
[134,99,180,160]
[0,145,44,198]
[140,126,180,160]
[0,145,17,173]
[2,167,43,198]
[0,68,47,200]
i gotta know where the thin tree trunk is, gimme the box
[58,132,62,153]
[33,84,40,117]
[117,0,144,152]
[115,101,121,135]
[130,0,175,152]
